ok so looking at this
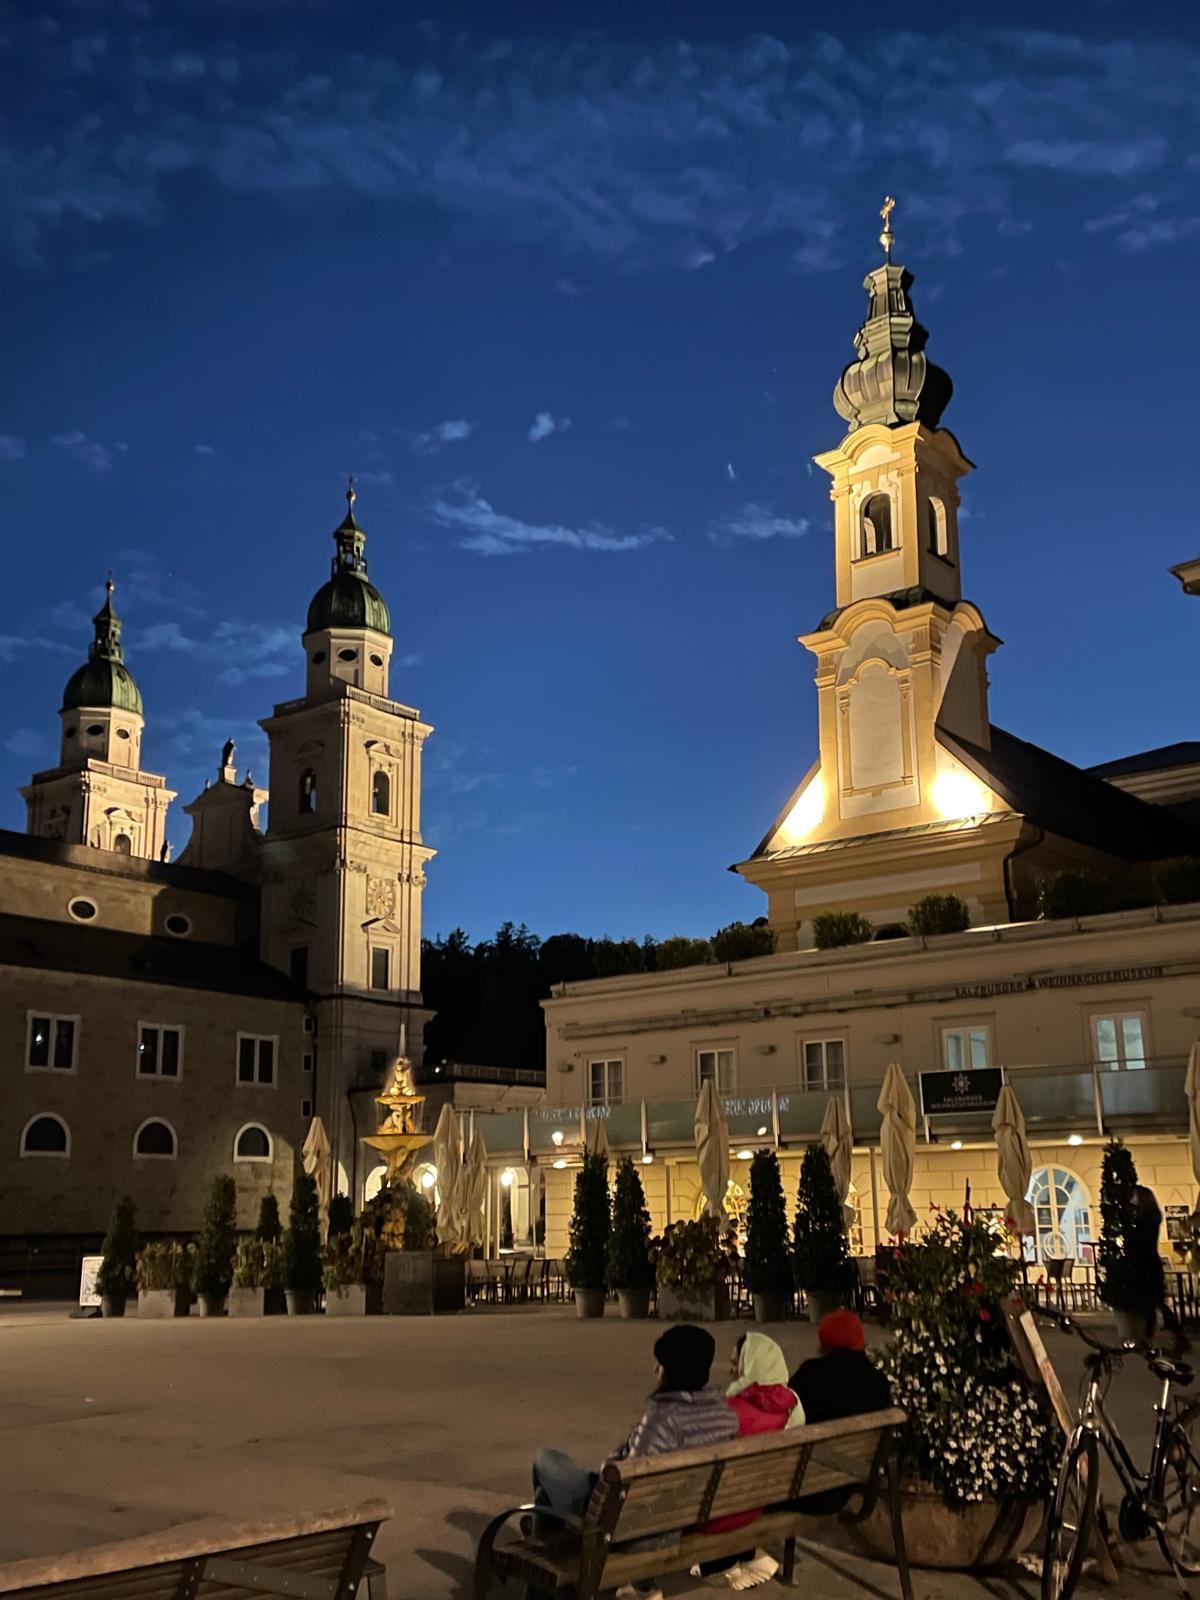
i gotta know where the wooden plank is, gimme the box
[609,1408,904,1483]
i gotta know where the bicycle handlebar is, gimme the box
[1037,1308,1142,1359]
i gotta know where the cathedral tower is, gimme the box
[21,580,174,858]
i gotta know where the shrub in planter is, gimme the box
[565,1152,611,1316]
[1156,857,1200,906]
[96,1196,138,1316]
[136,1240,193,1317]
[256,1194,282,1242]
[327,1192,354,1238]
[323,1218,381,1315]
[401,1185,437,1252]
[1037,869,1109,920]
[193,1175,237,1315]
[793,1144,855,1317]
[744,1151,792,1320]
[656,1216,731,1321]
[228,1237,283,1316]
[1096,1142,1153,1336]
[812,910,874,950]
[605,1157,655,1317]
[908,893,970,937]
[282,1170,323,1313]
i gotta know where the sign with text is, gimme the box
[79,1255,102,1308]
[919,1067,1004,1118]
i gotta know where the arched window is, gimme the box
[20,1113,70,1158]
[114,833,132,855]
[927,497,949,559]
[234,1123,272,1163]
[133,1118,177,1160]
[861,493,893,557]
[1026,1165,1094,1264]
[371,770,390,816]
[298,769,317,815]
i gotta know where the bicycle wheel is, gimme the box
[1042,1429,1099,1600]
[1161,1399,1200,1575]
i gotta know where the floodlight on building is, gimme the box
[778,775,825,844]
[1067,1133,1084,1147]
[552,1158,568,1170]
[756,1125,768,1137]
[736,1149,753,1161]
[420,1166,437,1190]
[950,1140,963,1151]
[930,768,988,822]
[642,1153,654,1165]
[500,1168,514,1188]
[551,1129,565,1146]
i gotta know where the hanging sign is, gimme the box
[919,1067,1003,1117]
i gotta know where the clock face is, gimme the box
[288,881,318,926]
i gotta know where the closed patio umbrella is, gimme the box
[992,1084,1036,1237]
[431,1103,467,1249]
[694,1078,731,1220]
[585,1116,611,1161]
[1187,1043,1200,1202]
[876,1063,918,1238]
[820,1094,855,1233]
[301,1117,333,1232]
[465,1124,488,1247]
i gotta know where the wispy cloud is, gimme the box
[707,503,809,546]
[52,431,128,472]
[554,278,586,296]
[137,616,296,686]
[193,443,217,457]
[4,728,53,762]
[409,419,475,456]
[427,479,663,557]
[528,411,571,444]
[358,468,395,487]
[0,635,74,663]
[0,436,26,462]
[1005,136,1168,177]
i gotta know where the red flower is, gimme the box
[979,1308,991,1323]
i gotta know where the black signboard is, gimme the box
[919,1067,1004,1118]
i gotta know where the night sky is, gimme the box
[2,1,1197,944]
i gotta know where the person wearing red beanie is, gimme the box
[787,1309,891,1515]
[817,1308,867,1353]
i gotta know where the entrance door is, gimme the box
[1026,1165,1094,1262]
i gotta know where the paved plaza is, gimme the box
[0,1304,1187,1599]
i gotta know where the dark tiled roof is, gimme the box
[0,914,305,1001]
[1087,742,1200,779]
[939,725,1200,863]
[0,827,256,899]
[818,586,954,632]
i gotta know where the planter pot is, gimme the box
[857,1484,1043,1569]
[100,1294,127,1319]
[573,1288,606,1319]
[382,1252,466,1316]
[325,1284,382,1317]
[264,1287,287,1316]
[285,1289,317,1316]
[198,1293,227,1318]
[658,1283,730,1323]
[805,1287,846,1323]
[616,1287,651,1320]
[1112,1307,1148,1344]
[753,1292,788,1324]
[227,1287,267,1318]
[137,1288,189,1319]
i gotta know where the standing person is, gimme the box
[1130,1184,1190,1355]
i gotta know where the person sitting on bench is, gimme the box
[787,1310,892,1514]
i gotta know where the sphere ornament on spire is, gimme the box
[61,575,144,715]
[305,478,392,636]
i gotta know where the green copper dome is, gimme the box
[306,483,392,637]
[61,582,144,715]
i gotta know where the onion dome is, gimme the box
[306,479,391,635]
[61,579,143,715]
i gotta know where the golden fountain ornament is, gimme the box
[360,1057,432,1180]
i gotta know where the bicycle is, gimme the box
[1041,1312,1200,1600]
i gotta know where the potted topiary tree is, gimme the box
[656,1217,731,1322]
[565,1152,611,1318]
[255,1192,285,1314]
[324,1211,383,1316]
[605,1157,655,1318]
[96,1196,137,1317]
[744,1151,792,1322]
[327,1192,354,1239]
[228,1238,267,1317]
[136,1240,193,1318]
[282,1170,323,1314]
[193,1175,237,1317]
[1096,1141,1150,1342]
[793,1144,855,1320]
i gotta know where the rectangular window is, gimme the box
[303,1052,314,1075]
[942,1024,991,1071]
[301,1099,312,1119]
[1092,1013,1147,1071]
[137,1024,183,1079]
[27,1013,78,1072]
[801,1038,845,1092]
[289,947,309,987]
[303,1016,315,1034]
[696,1047,735,1093]
[237,1034,277,1086]
[588,1058,623,1106]
[370,947,391,991]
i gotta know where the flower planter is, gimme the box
[569,1287,605,1318]
[857,1484,1043,1569]
[616,1287,651,1320]
[752,1292,787,1324]
[198,1293,226,1318]
[325,1284,382,1317]
[285,1289,318,1316]
[227,1287,267,1318]
[658,1283,730,1322]
[382,1252,466,1316]
[100,1295,127,1319]
[137,1288,189,1319]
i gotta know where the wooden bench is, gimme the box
[474,1408,911,1600]
[0,1502,391,1600]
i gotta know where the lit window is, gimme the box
[370,948,391,991]
[27,1013,78,1072]
[801,1038,845,1092]
[860,493,893,557]
[1092,1013,1147,1071]
[20,1114,69,1158]
[697,1047,735,1093]
[137,1024,183,1079]
[1026,1166,1094,1264]
[588,1058,623,1106]
[133,1118,177,1159]
[237,1034,277,1086]
[942,1024,991,1071]
[234,1123,272,1162]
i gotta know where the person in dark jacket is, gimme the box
[787,1310,892,1516]
[1130,1184,1190,1354]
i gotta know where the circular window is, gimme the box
[64,726,77,738]
[338,648,357,662]
[86,723,103,736]
[312,650,326,665]
[116,728,130,741]
[68,898,98,922]
[165,913,192,938]
[370,653,384,667]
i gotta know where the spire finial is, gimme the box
[879,195,896,259]
[105,571,115,598]
[346,473,356,512]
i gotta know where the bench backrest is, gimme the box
[588,1408,905,1543]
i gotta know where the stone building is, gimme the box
[1,485,433,1249]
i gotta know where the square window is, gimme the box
[697,1048,735,1093]
[27,1013,77,1072]
[942,1024,991,1071]
[801,1038,845,1092]
[1092,1013,1148,1071]
[588,1058,623,1106]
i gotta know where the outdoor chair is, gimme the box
[508,1256,533,1303]
[1044,1256,1076,1313]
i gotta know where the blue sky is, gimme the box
[2,1,1198,943]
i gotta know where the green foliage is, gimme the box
[712,920,776,962]
[1096,1142,1148,1312]
[875,1210,1058,1506]
[654,936,715,971]
[401,1185,437,1252]
[656,1216,729,1293]
[327,1193,354,1237]
[255,1194,282,1241]
[96,1195,138,1301]
[1156,857,1200,906]
[744,1151,792,1297]
[812,910,874,950]
[908,893,971,937]
[605,1158,655,1291]
[233,1237,264,1290]
[323,1224,368,1291]
[193,1175,238,1298]
[136,1240,193,1292]
[792,1145,854,1295]
[565,1152,611,1291]
[593,938,648,977]
[281,1170,323,1295]
[1037,869,1109,920]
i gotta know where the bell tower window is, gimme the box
[114,833,132,855]
[860,493,893,557]
[371,771,390,816]
[927,497,950,559]
[299,769,317,815]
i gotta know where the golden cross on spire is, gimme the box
[879,195,896,259]
[346,472,357,510]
